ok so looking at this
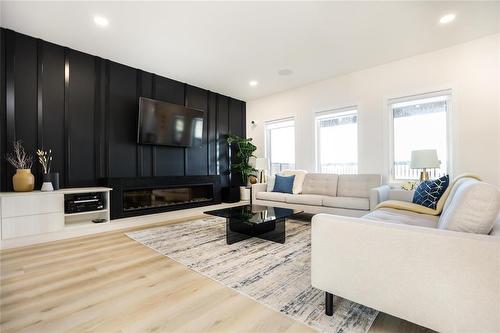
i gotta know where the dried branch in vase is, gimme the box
[6,141,33,169]
[37,149,53,175]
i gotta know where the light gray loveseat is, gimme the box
[252,173,388,217]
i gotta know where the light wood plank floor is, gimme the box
[1,216,433,333]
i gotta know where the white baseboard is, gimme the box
[0,201,248,250]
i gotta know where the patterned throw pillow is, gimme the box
[412,175,450,209]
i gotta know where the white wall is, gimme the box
[247,34,500,186]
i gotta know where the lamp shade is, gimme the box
[410,149,440,169]
[255,157,268,170]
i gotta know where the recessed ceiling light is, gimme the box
[94,16,109,27]
[278,69,293,76]
[439,14,456,24]
[249,80,258,87]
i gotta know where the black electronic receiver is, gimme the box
[65,192,105,214]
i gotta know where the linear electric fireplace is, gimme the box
[104,176,221,219]
[123,185,213,212]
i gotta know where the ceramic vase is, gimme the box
[12,169,35,192]
[41,174,54,192]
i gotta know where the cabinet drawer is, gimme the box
[1,194,63,218]
[1,212,64,239]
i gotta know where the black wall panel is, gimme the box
[207,92,217,175]
[153,76,185,176]
[229,98,244,186]
[67,50,96,186]
[108,62,138,178]
[154,76,184,104]
[229,98,244,137]
[13,34,38,158]
[41,42,65,187]
[94,58,107,179]
[0,29,7,191]
[138,71,153,177]
[217,95,229,187]
[0,29,246,192]
[185,85,208,175]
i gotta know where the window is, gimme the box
[315,108,358,174]
[265,118,295,175]
[390,91,450,180]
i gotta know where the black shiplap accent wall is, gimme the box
[0,29,246,191]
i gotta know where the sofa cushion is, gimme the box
[412,175,450,209]
[322,196,370,211]
[438,180,500,234]
[281,170,307,194]
[256,191,290,202]
[302,173,339,196]
[363,208,439,228]
[490,215,500,236]
[266,175,276,192]
[285,194,323,206]
[272,174,295,194]
[337,174,382,198]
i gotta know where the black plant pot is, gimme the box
[221,186,240,203]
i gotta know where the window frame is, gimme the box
[264,117,296,174]
[314,106,358,174]
[387,89,452,182]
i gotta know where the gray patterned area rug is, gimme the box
[126,217,378,333]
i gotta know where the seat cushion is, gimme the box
[363,208,439,228]
[322,196,370,211]
[337,174,382,198]
[285,194,323,206]
[256,191,290,202]
[302,173,339,196]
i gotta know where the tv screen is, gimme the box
[137,97,204,147]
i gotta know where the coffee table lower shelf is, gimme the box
[226,217,286,244]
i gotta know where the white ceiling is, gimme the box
[1,1,499,101]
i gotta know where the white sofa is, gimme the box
[311,177,500,333]
[252,173,388,217]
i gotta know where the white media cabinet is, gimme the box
[0,187,111,240]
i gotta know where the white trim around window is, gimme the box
[387,89,452,182]
[264,117,296,175]
[314,106,358,174]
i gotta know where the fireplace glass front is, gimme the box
[123,184,213,212]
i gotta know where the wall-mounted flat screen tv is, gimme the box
[137,97,204,147]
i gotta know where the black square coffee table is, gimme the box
[204,205,303,245]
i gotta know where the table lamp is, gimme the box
[255,157,268,183]
[410,149,440,181]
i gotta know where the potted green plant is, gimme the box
[227,134,257,201]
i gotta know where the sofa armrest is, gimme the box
[369,185,390,210]
[251,183,267,202]
[311,213,500,333]
[388,189,414,202]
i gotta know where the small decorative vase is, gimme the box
[49,172,60,190]
[41,174,54,192]
[12,169,35,192]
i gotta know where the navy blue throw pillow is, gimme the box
[412,175,450,209]
[272,174,295,194]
